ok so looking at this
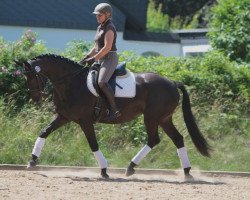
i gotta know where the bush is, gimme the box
[0,32,92,111]
[1,31,249,116]
[0,30,48,111]
[147,0,169,32]
[0,32,250,170]
[61,39,92,61]
[120,51,249,115]
[208,0,250,62]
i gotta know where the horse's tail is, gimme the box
[176,82,211,157]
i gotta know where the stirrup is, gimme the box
[104,110,121,121]
[113,110,121,118]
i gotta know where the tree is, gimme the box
[208,0,250,62]
[152,0,216,28]
[147,0,170,32]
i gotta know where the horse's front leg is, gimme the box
[79,120,109,179]
[27,114,69,168]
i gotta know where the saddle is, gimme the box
[90,62,127,96]
[86,62,136,121]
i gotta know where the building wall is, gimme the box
[181,38,211,56]
[0,25,95,50]
[0,25,182,57]
[123,39,182,56]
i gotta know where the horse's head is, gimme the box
[14,60,47,102]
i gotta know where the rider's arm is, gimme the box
[86,45,97,57]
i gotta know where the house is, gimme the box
[0,0,210,57]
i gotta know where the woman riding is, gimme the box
[80,3,121,120]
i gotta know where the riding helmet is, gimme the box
[93,3,112,15]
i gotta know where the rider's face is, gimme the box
[96,13,106,24]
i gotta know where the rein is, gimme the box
[29,74,46,92]
[52,68,86,85]
[26,67,87,94]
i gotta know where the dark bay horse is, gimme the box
[16,54,210,179]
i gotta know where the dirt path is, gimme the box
[0,167,250,200]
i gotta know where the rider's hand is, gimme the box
[79,55,90,65]
[85,57,96,66]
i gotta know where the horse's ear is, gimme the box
[13,60,32,70]
[23,61,32,70]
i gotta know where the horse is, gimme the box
[15,54,210,179]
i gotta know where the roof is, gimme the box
[0,0,148,32]
[172,29,208,39]
[124,30,180,43]
[0,0,208,43]
[123,29,208,43]
[109,0,148,31]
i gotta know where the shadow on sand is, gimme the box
[68,176,225,185]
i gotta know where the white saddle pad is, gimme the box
[87,69,136,98]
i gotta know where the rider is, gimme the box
[80,3,121,120]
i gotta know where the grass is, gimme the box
[1,31,249,172]
[0,98,249,172]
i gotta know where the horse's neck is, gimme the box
[41,62,81,82]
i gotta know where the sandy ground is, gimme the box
[0,168,250,200]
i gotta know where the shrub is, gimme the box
[0,32,249,170]
[61,39,92,62]
[208,0,250,62]
[120,51,250,116]
[147,0,169,32]
[0,30,48,111]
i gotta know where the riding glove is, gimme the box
[84,57,96,66]
[79,55,90,65]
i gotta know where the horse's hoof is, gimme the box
[27,159,37,169]
[101,168,109,179]
[184,174,195,182]
[125,167,135,177]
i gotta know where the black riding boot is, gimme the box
[100,83,121,120]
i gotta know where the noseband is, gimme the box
[24,70,47,94]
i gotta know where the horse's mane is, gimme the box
[31,54,85,68]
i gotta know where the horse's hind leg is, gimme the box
[160,117,193,180]
[27,114,69,168]
[126,118,160,176]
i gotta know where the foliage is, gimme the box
[0,94,249,171]
[0,32,250,171]
[1,31,249,119]
[119,51,250,115]
[0,32,92,112]
[208,0,250,62]
[147,0,170,32]
[61,39,92,62]
[0,30,48,111]
[149,0,216,29]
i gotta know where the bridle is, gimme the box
[29,73,46,93]
[24,66,87,94]
[24,70,47,94]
